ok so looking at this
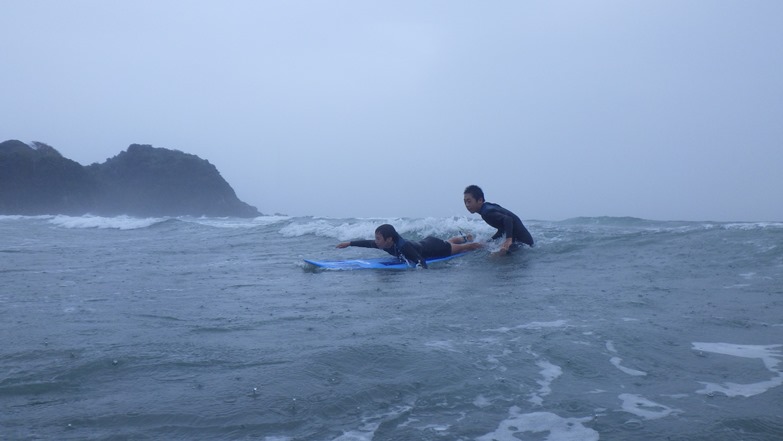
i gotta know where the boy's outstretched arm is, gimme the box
[337,240,377,249]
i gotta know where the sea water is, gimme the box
[1,214,781,440]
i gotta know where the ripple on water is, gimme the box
[555,399,594,414]
[718,417,783,440]
[621,418,645,431]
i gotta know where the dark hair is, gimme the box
[375,224,399,241]
[464,185,484,201]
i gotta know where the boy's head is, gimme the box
[374,224,399,248]
[463,185,485,214]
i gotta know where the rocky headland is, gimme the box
[0,140,260,218]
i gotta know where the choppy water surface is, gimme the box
[1,215,782,440]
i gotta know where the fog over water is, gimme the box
[2,1,782,221]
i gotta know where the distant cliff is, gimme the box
[0,140,260,217]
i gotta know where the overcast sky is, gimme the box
[3,1,782,221]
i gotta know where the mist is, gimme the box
[3,1,782,221]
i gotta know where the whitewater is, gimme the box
[1,214,781,440]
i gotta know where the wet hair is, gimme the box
[464,185,484,201]
[375,224,399,241]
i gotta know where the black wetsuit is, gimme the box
[348,236,452,269]
[478,202,534,247]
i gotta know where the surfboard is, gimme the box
[303,252,469,270]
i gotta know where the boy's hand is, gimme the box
[336,242,350,248]
[499,238,513,254]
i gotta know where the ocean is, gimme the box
[1,214,781,440]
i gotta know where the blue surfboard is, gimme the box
[304,252,470,270]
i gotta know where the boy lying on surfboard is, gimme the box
[336,224,482,269]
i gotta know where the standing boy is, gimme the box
[463,185,534,253]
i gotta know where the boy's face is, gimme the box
[464,193,484,214]
[375,232,393,249]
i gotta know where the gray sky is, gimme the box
[3,1,782,221]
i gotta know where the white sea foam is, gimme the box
[618,394,681,420]
[332,405,412,441]
[606,340,647,376]
[692,342,783,397]
[0,214,54,221]
[424,340,461,353]
[41,214,293,230]
[189,215,291,228]
[279,216,494,240]
[280,218,349,238]
[48,214,164,230]
[477,407,598,441]
[528,359,563,406]
[610,357,648,376]
[724,222,783,230]
[485,320,568,333]
[473,394,492,408]
[661,393,689,399]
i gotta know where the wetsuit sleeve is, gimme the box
[502,214,515,239]
[401,242,427,268]
[483,211,514,240]
[349,240,378,249]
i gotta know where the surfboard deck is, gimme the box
[303,252,469,270]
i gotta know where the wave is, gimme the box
[3,214,781,239]
[2,213,780,270]
[278,216,498,241]
[553,217,783,234]
[47,215,169,230]
[723,222,783,230]
[0,214,55,221]
[184,215,292,229]
[1,214,292,231]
